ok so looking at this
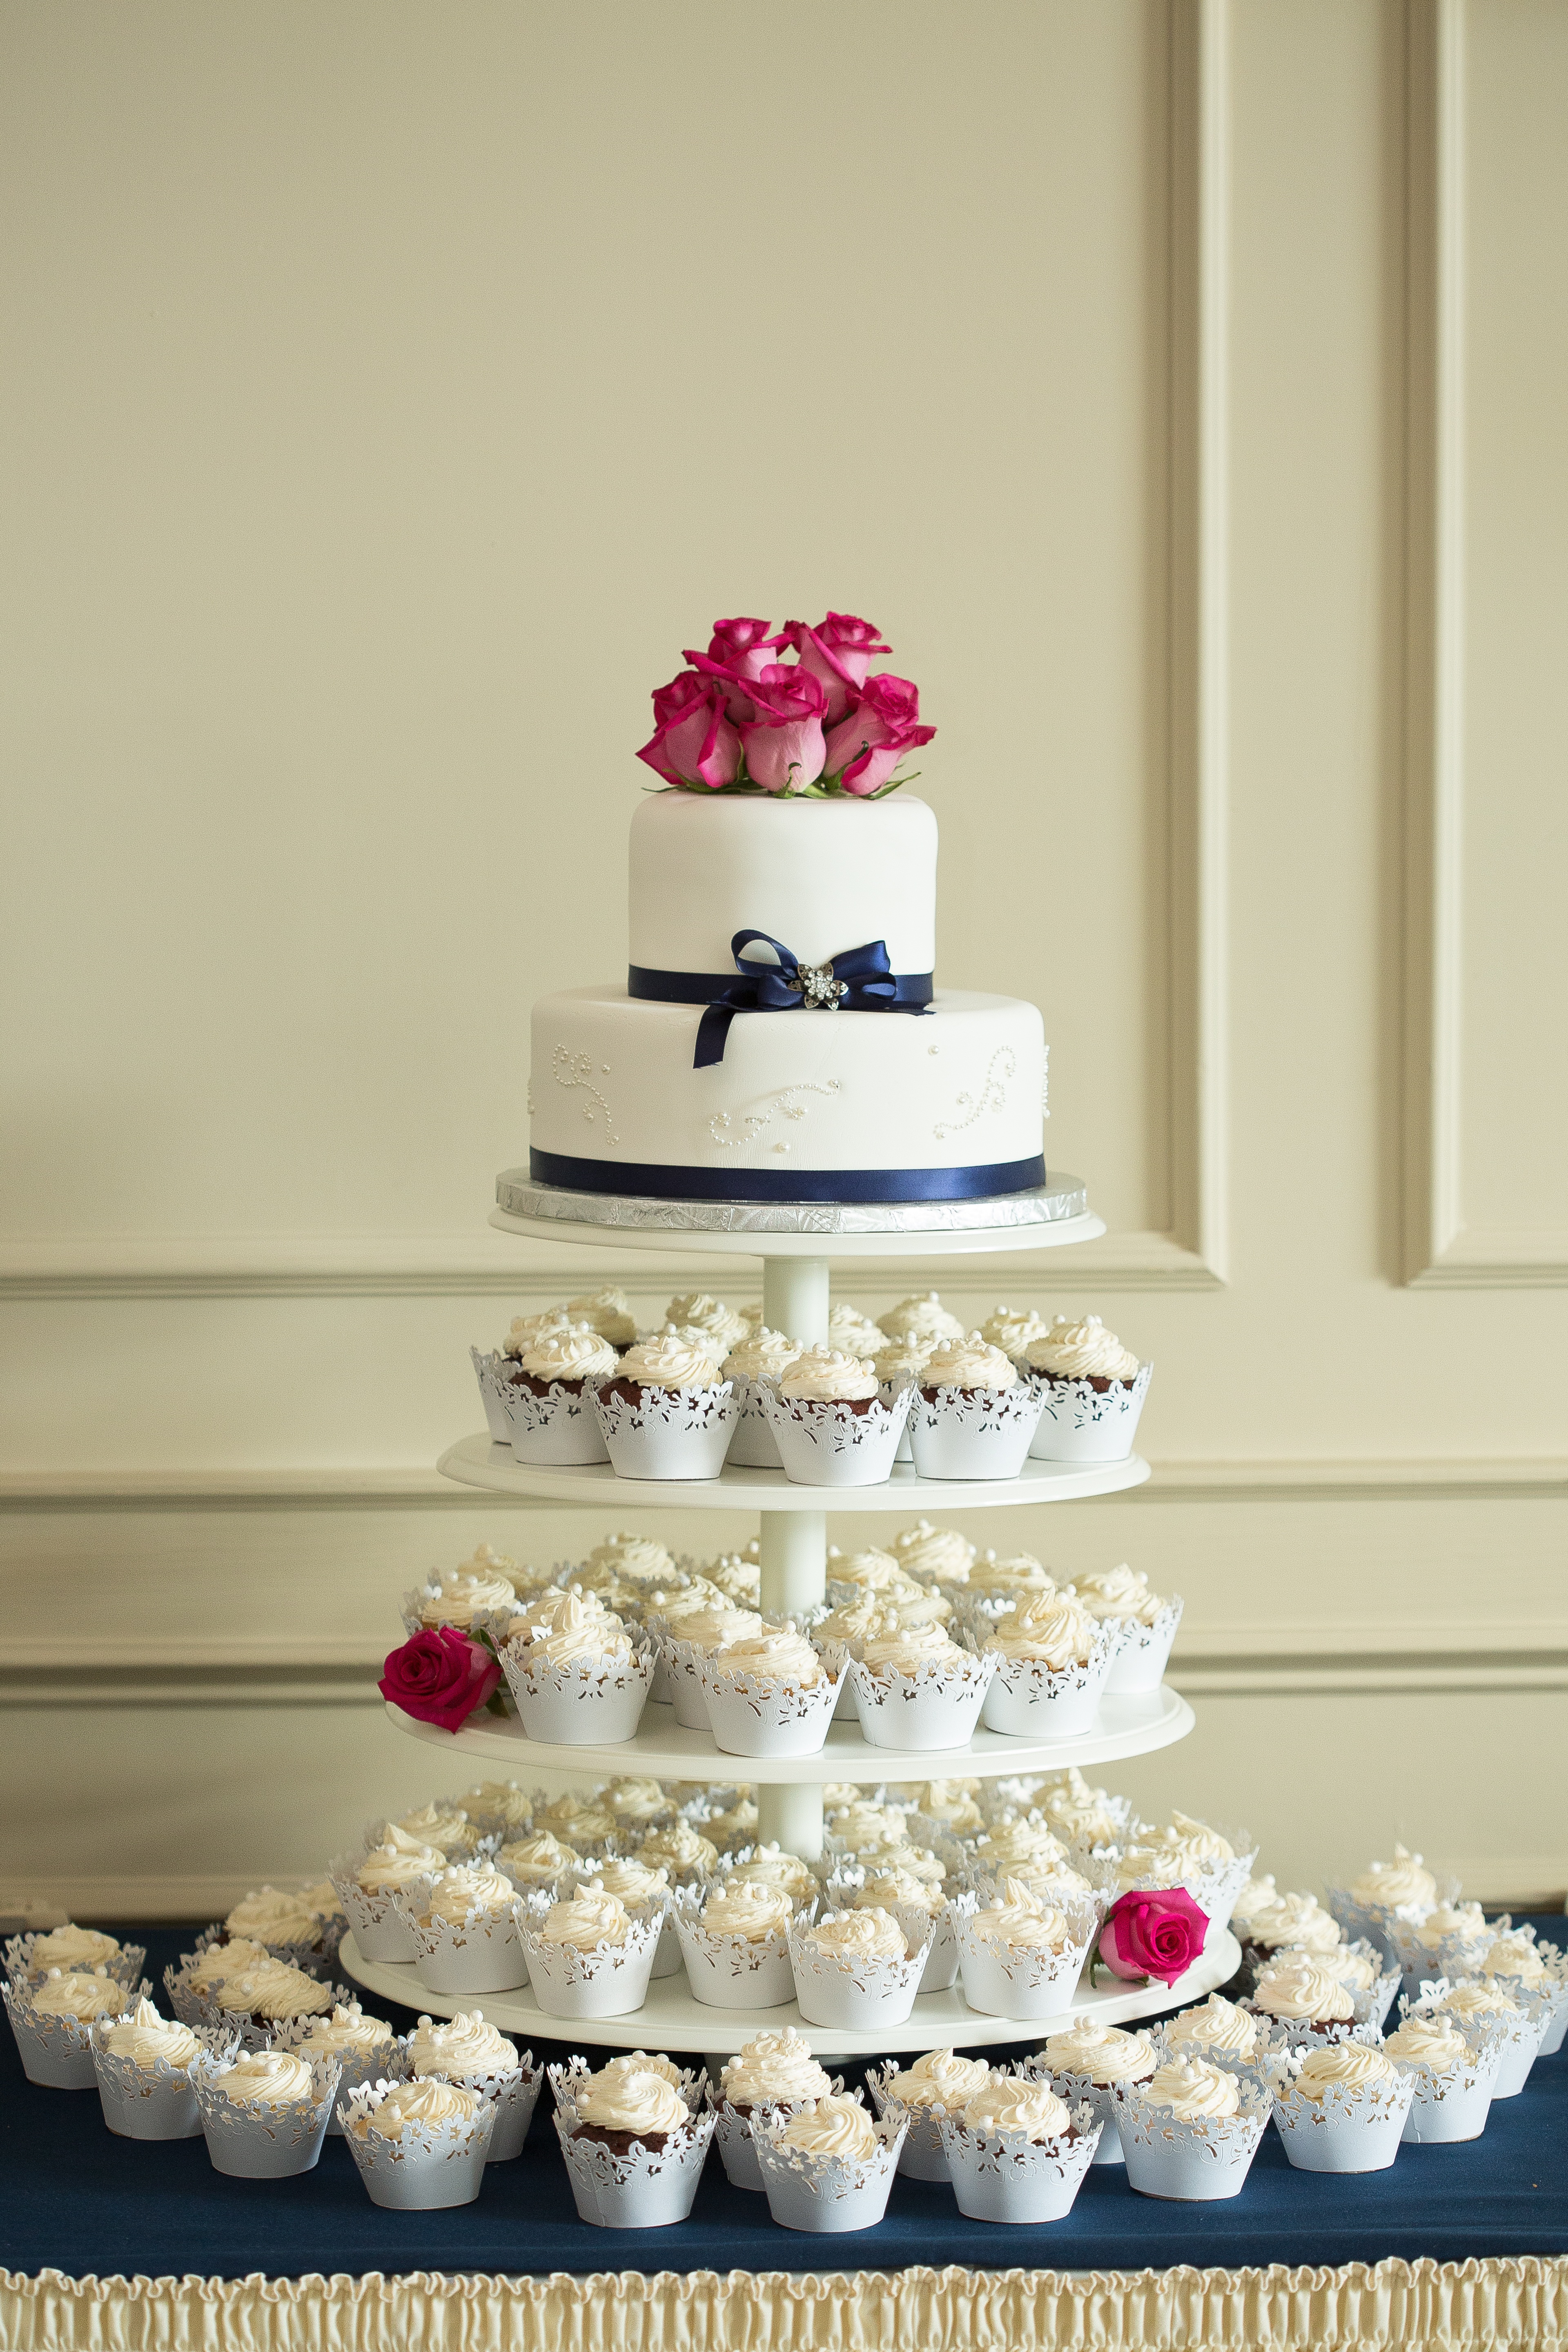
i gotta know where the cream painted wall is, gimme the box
[2,0,1565,1922]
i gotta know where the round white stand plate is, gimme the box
[384,1684,1194,1785]
[340,1926,1240,2059]
[438,1433,1152,1513]
[492,1169,1102,1256]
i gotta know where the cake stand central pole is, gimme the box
[757,1499,828,1861]
[761,1254,829,1347]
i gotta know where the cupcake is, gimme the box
[871,1337,934,1461]
[404,1555,520,1641]
[907,1335,1044,1481]
[847,1619,996,1752]
[977,1305,1054,1363]
[722,1843,822,1907]
[940,2072,1100,2224]
[1388,1900,1494,2000]
[693,1789,760,1853]
[278,2004,401,2133]
[1116,2055,1272,2201]
[1038,1768,1136,1852]
[1384,2007,1500,2143]
[980,1590,1114,1738]
[1246,1953,1380,2052]
[826,1544,915,1599]
[835,1864,962,1993]
[674,1880,798,2009]
[1483,1931,1568,2055]
[889,1518,978,1586]
[576,1855,678,1975]
[495,1829,577,1898]
[214,1885,331,1977]
[699,1624,841,1759]
[590,1333,738,1480]
[636,1817,718,1889]
[968,1813,1075,1885]
[90,1998,217,2138]
[1067,1564,1183,1694]
[865,2046,990,2179]
[401,2010,539,2160]
[1025,1314,1152,1463]
[163,1935,271,2024]
[656,1602,764,1729]
[956,1879,1097,2020]
[708,2029,838,2190]
[530,1791,618,1855]
[500,1323,618,1462]
[459,1780,536,1838]
[205,1957,338,2048]
[1236,1886,1343,1980]
[192,2047,340,2179]
[566,1285,638,1347]
[1037,2018,1157,2164]
[401,1863,526,1996]
[913,1779,987,1835]
[827,1302,887,1359]
[5,1968,148,2088]
[1164,1993,1267,2081]
[1270,2040,1414,2172]
[878,1291,967,1346]
[1105,1811,1256,1933]
[719,1327,802,1467]
[601,1773,677,1832]
[1327,1844,1442,1962]
[825,1796,911,1855]
[574,1530,681,1595]
[552,2053,715,2229]
[753,2092,905,2234]
[473,1315,568,1440]
[519,1883,661,2019]
[663,1290,751,1351]
[1434,1980,1546,2098]
[501,1592,654,1745]
[762,1349,911,1488]
[343,2076,494,2209]
[1311,1942,1401,2026]
[390,1799,484,1858]
[807,1590,886,1719]
[788,1907,929,2030]
[6,1922,145,1994]
[702,1544,762,1606]
[953,1548,1057,1632]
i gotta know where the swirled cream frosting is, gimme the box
[637,1820,718,1877]
[537,1886,631,1950]
[100,1998,200,2071]
[423,1864,518,1928]
[1347,1845,1438,1912]
[960,2076,1071,2139]
[1040,1768,1123,1847]
[1481,1934,1551,1983]
[213,1960,332,2021]
[501,1309,568,1359]
[878,1292,967,1344]
[219,2049,318,2105]
[1292,2042,1398,2100]
[851,1865,942,1921]
[363,2078,480,2136]
[1439,1981,1521,2021]
[978,1305,1054,1355]
[565,1286,637,1346]
[871,1335,936,1387]
[777,2093,878,2159]
[406,2010,517,2076]
[777,1348,881,1403]
[704,1794,759,1847]
[588,1858,671,1909]
[882,2047,989,2111]
[728,1847,820,1905]
[1252,1955,1356,2023]
[1228,1875,1284,1932]
[921,1336,1020,1392]
[1147,1813,1237,1869]
[721,2029,832,2108]
[28,1924,122,1973]
[1383,2011,1472,2068]
[521,1323,619,1382]
[697,1882,793,1942]
[1041,2018,1155,2083]
[969,1879,1070,1953]
[917,1780,986,1829]
[860,1619,968,1677]
[1412,1900,1489,1950]
[298,1879,345,1923]
[184,1936,270,1991]
[710,1626,825,1686]
[497,1830,575,1885]
[581,1533,679,1586]
[535,1797,616,1851]
[658,1320,731,1364]
[827,1546,903,1590]
[889,1519,976,1583]
[986,1592,1099,1670]
[31,1969,127,2023]
[964,1550,1054,1599]
[664,1292,751,1347]
[1142,2057,1241,2120]
[618,1334,723,1390]
[800,1909,909,1963]
[462,1781,534,1830]
[1068,1564,1167,1625]
[812,1593,884,1650]
[1314,1949,1381,1993]
[223,1888,323,1947]
[526,1592,633,1668]
[396,1802,480,1855]
[294,2005,393,2059]
[419,1564,518,1630]
[1026,1314,1141,1381]
[975,1818,1069,1870]
[827,1800,907,1850]
[722,1327,802,1383]
[666,1604,763,1653]
[1165,1995,1259,2058]
[826,1303,886,1356]
[575,2061,688,2138]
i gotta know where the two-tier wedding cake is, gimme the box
[528,612,1047,1205]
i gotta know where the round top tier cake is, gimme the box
[529,611,1046,1207]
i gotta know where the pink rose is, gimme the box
[821,671,936,796]
[637,669,742,789]
[737,662,828,794]
[379,1626,501,1733]
[680,622,786,724]
[1097,1888,1209,1986]
[779,612,893,724]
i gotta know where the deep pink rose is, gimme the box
[1098,1888,1209,1986]
[637,669,742,789]
[780,612,893,724]
[379,1627,501,1733]
[706,617,784,679]
[822,671,936,795]
[737,662,828,793]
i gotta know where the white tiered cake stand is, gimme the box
[341,1168,1238,2051]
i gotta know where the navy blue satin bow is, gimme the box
[692,931,929,1068]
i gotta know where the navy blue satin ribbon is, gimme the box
[629,932,933,1069]
[530,1147,1046,1206]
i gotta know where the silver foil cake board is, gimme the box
[491,1169,1102,1257]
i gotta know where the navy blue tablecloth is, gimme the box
[4,1921,1565,2280]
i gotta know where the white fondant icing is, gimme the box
[628,791,938,976]
[530,987,1044,1180]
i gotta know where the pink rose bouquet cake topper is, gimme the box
[638,611,935,798]
[1096,1888,1209,1987]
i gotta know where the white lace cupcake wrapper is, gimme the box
[191,2050,341,2177]
[91,2024,237,2139]
[4,1934,146,1994]
[340,2081,497,2206]
[4,1980,154,2088]
[751,2115,906,2234]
